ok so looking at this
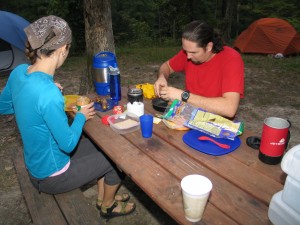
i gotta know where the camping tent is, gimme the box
[233,18,300,56]
[0,10,30,75]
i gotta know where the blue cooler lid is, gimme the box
[93,51,118,69]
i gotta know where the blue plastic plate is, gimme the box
[182,130,241,156]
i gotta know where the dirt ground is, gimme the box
[0,55,299,225]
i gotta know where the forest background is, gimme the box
[2,0,300,55]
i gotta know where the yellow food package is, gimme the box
[135,83,156,99]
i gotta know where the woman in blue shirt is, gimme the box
[0,15,135,219]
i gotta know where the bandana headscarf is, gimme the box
[24,15,72,56]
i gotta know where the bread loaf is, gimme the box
[77,96,91,106]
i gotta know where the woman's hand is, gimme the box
[55,82,63,93]
[72,102,96,121]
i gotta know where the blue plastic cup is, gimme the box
[140,114,154,138]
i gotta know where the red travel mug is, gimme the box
[259,117,290,165]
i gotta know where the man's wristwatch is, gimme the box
[181,90,190,102]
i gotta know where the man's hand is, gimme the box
[154,61,174,98]
[154,76,168,98]
[159,86,182,101]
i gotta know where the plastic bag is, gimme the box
[135,83,156,99]
[162,100,243,139]
[162,99,192,130]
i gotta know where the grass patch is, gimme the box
[64,48,300,74]
[116,46,181,65]
[243,54,300,74]
[241,54,300,107]
[62,46,181,71]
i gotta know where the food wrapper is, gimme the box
[113,105,123,114]
[135,83,156,99]
[162,100,244,139]
[162,99,192,130]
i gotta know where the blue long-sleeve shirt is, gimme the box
[0,64,86,179]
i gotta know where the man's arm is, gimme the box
[188,91,240,118]
[154,61,174,97]
[161,86,240,118]
[157,61,174,80]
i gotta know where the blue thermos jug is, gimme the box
[92,51,117,96]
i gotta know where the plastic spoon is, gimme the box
[198,136,230,149]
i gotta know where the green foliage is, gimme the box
[1,0,49,22]
[111,0,300,46]
[238,0,300,33]
[111,0,158,45]
[2,0,300,52]
[47,0,69,17]
[47,0,85,55]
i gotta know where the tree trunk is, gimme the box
[221,0,236,43]
[80,0,115,95]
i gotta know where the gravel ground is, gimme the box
[0,54,299,225]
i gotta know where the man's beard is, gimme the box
[189,59,202,65]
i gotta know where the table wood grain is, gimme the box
[73,88,285,225]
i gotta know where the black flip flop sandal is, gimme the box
[96,193,131,210]
[100,201,136,221]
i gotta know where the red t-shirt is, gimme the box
[169,46,244,98]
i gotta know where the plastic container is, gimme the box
[281,144,300,182]
[127,102,144,117]
[282,176,300,214]
[107,113,140,134]
[93,51,117,96]
[268,191,300,225]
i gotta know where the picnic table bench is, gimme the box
[13,147,102,225]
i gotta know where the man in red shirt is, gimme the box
[154,20,244,118]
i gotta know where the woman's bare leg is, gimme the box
[97,177,104,201]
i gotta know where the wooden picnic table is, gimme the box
[78,87,285,225]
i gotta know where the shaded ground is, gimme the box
[0,54,299,225]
